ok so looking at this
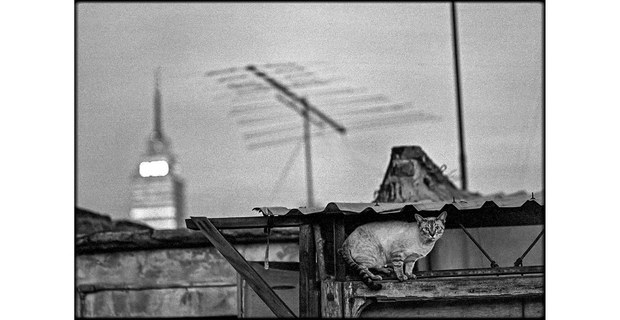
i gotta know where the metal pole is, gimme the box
[302,98,315,208]
[514,228,545,267]
[458,223,499,268]
[451,1,468,190]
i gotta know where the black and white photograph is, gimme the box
[72,2,546,318]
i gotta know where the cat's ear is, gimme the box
[414,214,424,224]
[437,211,447,223]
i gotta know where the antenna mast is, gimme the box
[245,65,347,207]
[451,2,468,190]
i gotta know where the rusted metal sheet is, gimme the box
[250,191,543,229]
[253,191,543,216]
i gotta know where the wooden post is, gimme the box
[343,282,373,318]
[335,215,347,281]
[313,224,327,281]
[299,224,320,317]
[321,280,343,318]
[191,217,296,318]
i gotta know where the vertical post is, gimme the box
[451,1,468,190]
[334,215,347,281]
[299,224,320,317]
[321,280,343,318]
[301,98,315,208]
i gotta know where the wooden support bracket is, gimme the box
[189,217,296,318]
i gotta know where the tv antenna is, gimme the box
[204,61,440,207]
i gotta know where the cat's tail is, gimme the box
[338,246,382,290]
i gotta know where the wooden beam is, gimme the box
[190,217,296,318]
[299,224,320,317]
[186,215,311,230]
[345,266,543,281]
[347,274,543,302]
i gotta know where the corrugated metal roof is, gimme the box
[253,190,543,217]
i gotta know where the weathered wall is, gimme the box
[76,229,299,318]
[76,224,543,317]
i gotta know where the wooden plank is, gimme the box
[191,217,296,318]
[321,280,343,318]
[76,227,299,254]
[348,274,543,301]
[345,266,544,281]
[186,215,312,230]
[358,298,530,318]
[299,224,320,317]
[523,297,544,318]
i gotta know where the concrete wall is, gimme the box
[76,229,299,318]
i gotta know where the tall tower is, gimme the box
[130,69,185,229]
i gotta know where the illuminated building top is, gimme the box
[130,68,185,229]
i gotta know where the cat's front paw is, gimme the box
[405,273,417,280]
[397,274,408,281]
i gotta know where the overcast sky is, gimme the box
[77,2,542,220]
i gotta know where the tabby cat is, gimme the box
[338,212,447,290]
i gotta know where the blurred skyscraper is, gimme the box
[130,69,185,229]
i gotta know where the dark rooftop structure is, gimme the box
[375,146,480,203]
